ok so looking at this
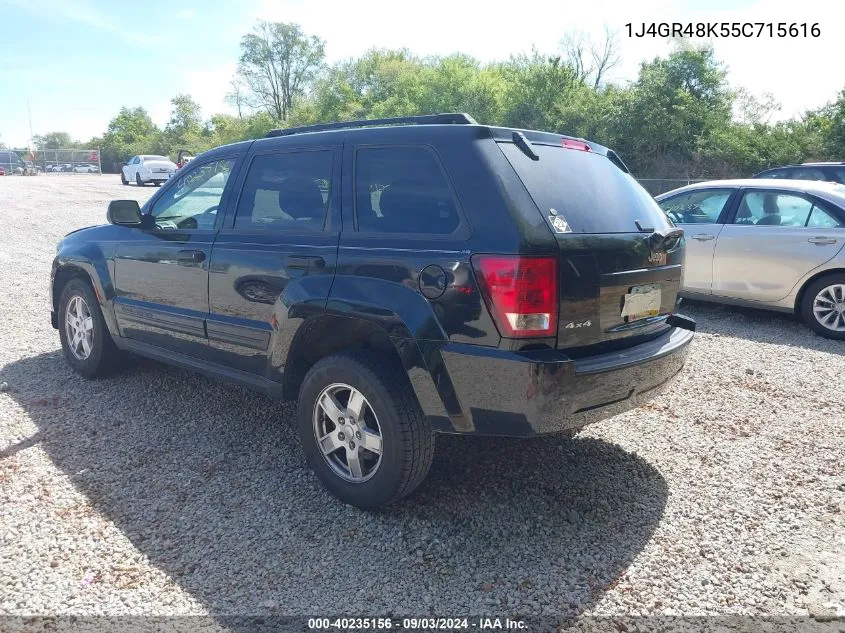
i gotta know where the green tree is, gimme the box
[100,106,161,171]
[236,20,326,121]
[33,131,75,150]
[166,94,202,137]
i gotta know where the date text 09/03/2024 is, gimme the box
[626,22,820,38]
[307,617,527,630]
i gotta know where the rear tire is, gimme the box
[297,351,434,510]
[136,172,144,186]
[801,273,845,340]
[58,278,122,378]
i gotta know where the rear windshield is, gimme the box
[500,142,672,234]
[143,155,171,162]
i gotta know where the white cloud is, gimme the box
[177,8,196,20]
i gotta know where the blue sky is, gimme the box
[0,0,841,148]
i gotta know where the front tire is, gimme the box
[58,278,122,378]
[120,171,128,185]
[297,352,434,510]
[136,172,144,186]
[801,273,845,340]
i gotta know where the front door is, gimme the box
[658,188,735,294]
[207,145,342,377]
[712,189,845,301]
[113,157,239,357]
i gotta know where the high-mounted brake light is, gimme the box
[471,255,558,338]
[561,138,591,152]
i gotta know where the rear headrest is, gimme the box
[278,176,325,220]
[378,179,457,233]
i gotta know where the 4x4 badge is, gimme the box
[549,209,571,233]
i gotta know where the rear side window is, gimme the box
[500,143,672,234]
[734,191,814,227]
[807,205,843,228]
[234,150,332,231]
[354,146,460,235]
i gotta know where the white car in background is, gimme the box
[121,155,177,187]
[656,179,845,339]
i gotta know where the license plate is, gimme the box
[621,283,661,320]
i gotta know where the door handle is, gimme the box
[691,234,715,241]
[177,249,206,263]
[808,237,836,245]
[286,255,325,271]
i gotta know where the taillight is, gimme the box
[471,255,558,338]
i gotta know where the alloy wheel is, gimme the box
[65,295,94,360]
[312,383,383,483]
[812,283,845,332]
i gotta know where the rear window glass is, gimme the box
[354,146,460,235]
[499,143,672,234]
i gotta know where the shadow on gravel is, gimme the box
[681,299,845,355]
[2,351,668,618]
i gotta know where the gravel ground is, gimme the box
[0,175,843,621]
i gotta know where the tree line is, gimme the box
[33,21,845,177]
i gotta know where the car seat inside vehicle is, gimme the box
[755,194,782,226]
[376,178,459,234]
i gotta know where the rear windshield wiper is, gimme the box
[512,131,539,161]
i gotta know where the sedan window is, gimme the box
[735,192,814,227]
[806,206,844,229]
[658,189,732,224]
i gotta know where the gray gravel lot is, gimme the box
[0,175,843,620]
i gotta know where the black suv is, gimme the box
[753,162,845,184]
[50,113,695,509]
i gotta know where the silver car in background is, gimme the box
[656,179,845,339]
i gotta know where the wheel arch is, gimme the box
[280,313,452,429]
[794,267,845,314]
[52,258,119,336]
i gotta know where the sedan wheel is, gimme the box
[313,383,383,482]
[801,274,845,340]
[812,283,845,332]
[64,295,94,360]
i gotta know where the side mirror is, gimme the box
[122,161,128,166]
[107,200,143,226]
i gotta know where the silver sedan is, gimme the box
[656,179,845,339]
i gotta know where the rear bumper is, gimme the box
[436,320,694,436]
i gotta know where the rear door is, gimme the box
[712,188,845,301]
[499,140,684,351]
[206,143,342,377]
[657,188,736,294]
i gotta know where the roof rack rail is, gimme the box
[265,112,478,138]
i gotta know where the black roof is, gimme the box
[196,113,628,172]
